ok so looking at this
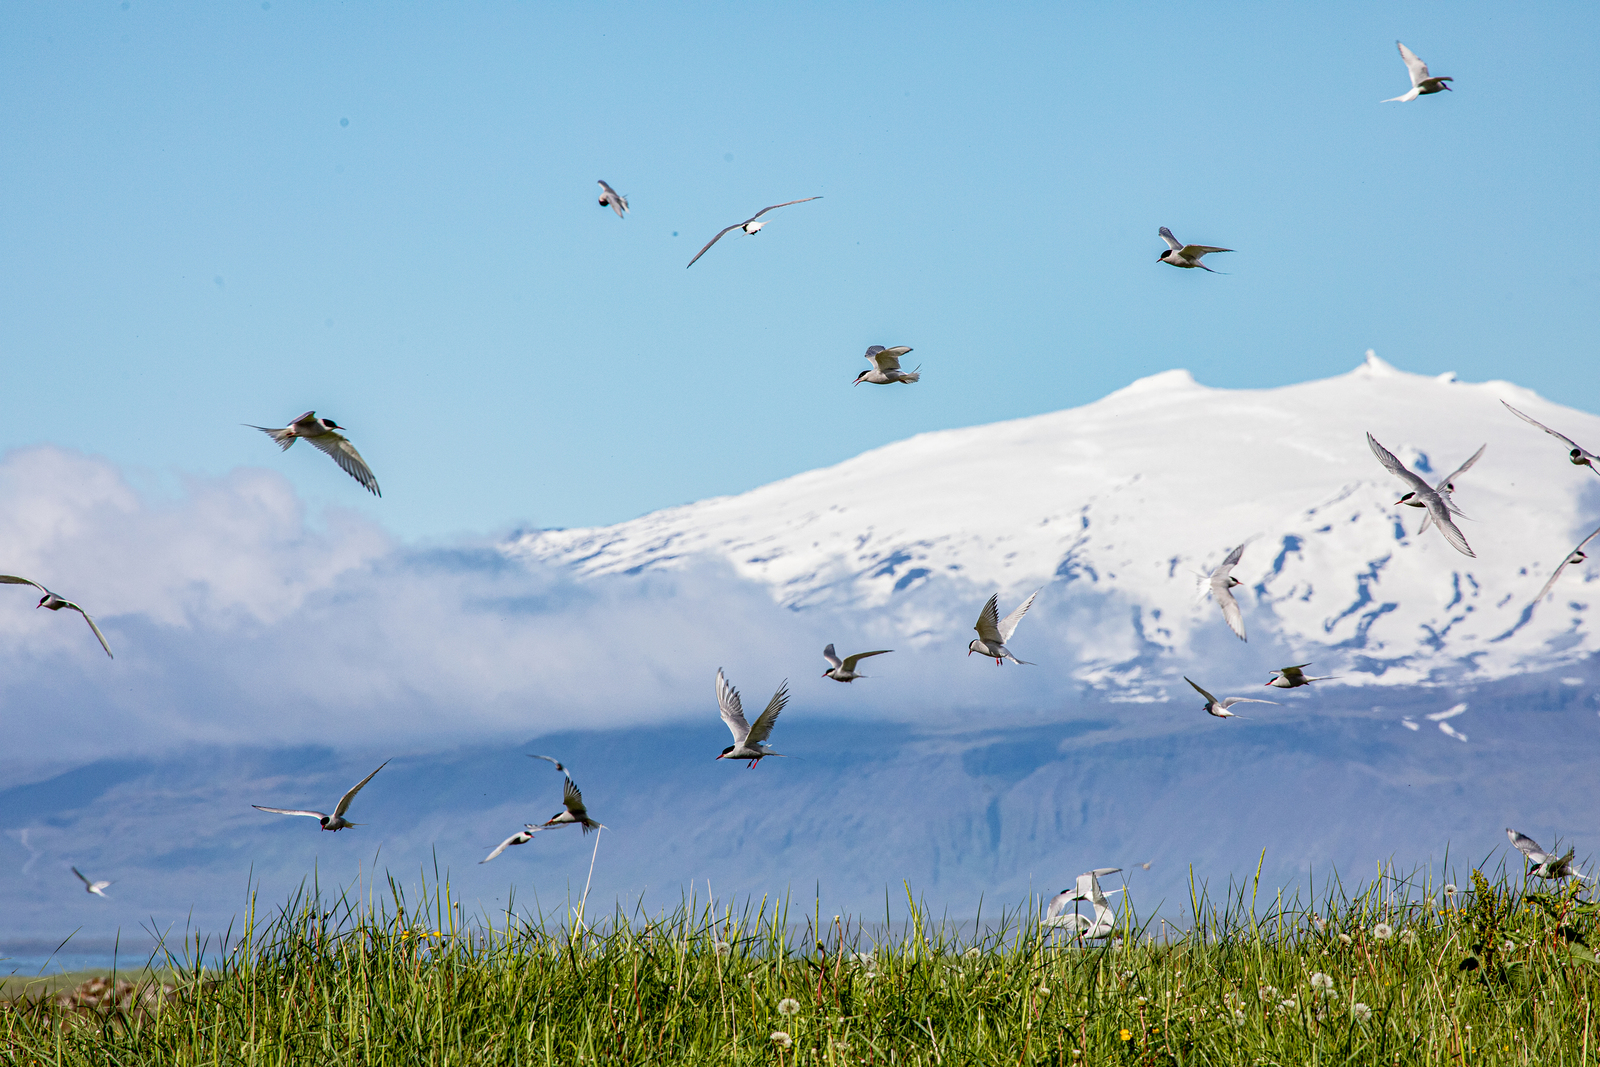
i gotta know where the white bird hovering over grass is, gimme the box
[72,867,112,897]
[0,576,113,658]
[1502,401,1600,477]
[1383,41,1453,103]
[821,644,892,682]
[480,829,539,864]
[1507,829,1590,881]
[1401,444,1485,536]
[1207,544,1249,642]
[1530,521,1600,611]
[716,668,789,767]
[252,760,389,831]
[968,590,1040,666]
[1157,227,1232,272]
[854,346,921,386]
[1367,433,1474,557]
[247,411,381,496]
[1265,664,1333,689]
[527,755,605,833]
[1185,677,1278,719]
[1045,868,1123,937]
[596,180,628,218]
[685,197,821,268]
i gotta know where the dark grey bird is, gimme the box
[715,668,789,767]
[1157,227,1232,272]
[1530,521,1600,610]
[1185,677,1278,719]
[854,346,921,386]
[0,576,113,658]
[1502,401,1600,477]
[1206,544,1248,641]
[686,197,821,268]
[597,180,628,218]
[247,411,381,496]
[1402,444,1485,536]
[1383,41,1453,102]
[1366,433,1474,557]
[821,644,893,682]
[527,755,604,833]
[252,760,389,831]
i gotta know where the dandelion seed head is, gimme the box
[1338,933,1353,945]
[1443,884,1458,898]
[1373,923,1393,940]
[1503,939,1516,953]
[714,940,732,958]
[777,998,801,1017]
[1310,972,1334,991]
[1352,1002,1373,1022]
[1038,985,1051,996]
[1232,1009,1247,1025]
[1400,930,1417,945]
[770,1031,793,1048]
[1279,998,1296,1010]
[964,947,981,959]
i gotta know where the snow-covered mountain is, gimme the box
[509,353,1600,688]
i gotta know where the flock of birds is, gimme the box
[21,37,1600,910]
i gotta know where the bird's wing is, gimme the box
[870,346,912,371]
[482,831,532,863]
[716,668,751,743]
[840,649,892,672]
[1424,498,1476,557]
[1437,444,1487,491]
[686,223,744,268]
[1180,245,1232,257]
[1158,227,1182,251]
[744,197,822,224]
[998,589,1040,643]
[1045,889,1075,920]
[1382,86,1423,103]
[1507,828,1545,861]
[307,432,381,496]
[1211,543,1246,579]
[973,594,1004,643]
[1184,677,1218,704]
[562,776,588,818]
[822,644,843,669]
[745,682,789,746]
[1214,584,1247,641]
[334,759,390,818]
[92,881,111,893]
[73,867,91,887]
[1396,41,1430,86]
[1090,867,1122,877]
[1220,697,1280,708]
[64,604,113,658]
[1367,433,1433,492]
[0,575,48,592]
[1532,522,1600,603]
[1501,401,1594,459]
[252,806,328,819]
[529,754,571,778]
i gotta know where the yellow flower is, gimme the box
[1119,1029,1132,1042]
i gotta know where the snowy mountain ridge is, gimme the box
[507,353,1600,688]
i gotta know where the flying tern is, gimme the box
[252,760,390,831]
[854,346,921,386]
[0,576,113,658]
[1530,521,1600,610]
[1185,677,1277,719]
[1207,544,1249,641]
[1400,444,1485,536]
[247,411,381,496]
[715,668,789,767]
[1044,868,1123,937]
[821,644,892,682]
[1383,41,1453,103]
[596,180,628,218]
[1502,401,1600,476]
[527,755,605,833]
[685,197,821,268]
[480,829,538,864]
[1157,227,1232,272]
[1265,664,1333,689]
[1367,433,1474,557]
[968,590,1040,665]
[1507,829,1589,881]
[72,867,112,897]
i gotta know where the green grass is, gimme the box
[3,861,1597,1065]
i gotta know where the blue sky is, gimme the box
[3,2,1596,540]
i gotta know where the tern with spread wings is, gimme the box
[527,755,605,833]
[715,668,789,767]
[596,180,628,218]
[1265,664,1333,689]
[1044,868,1123,937]
[73,867,112,897]
[480,829,538,864]
[252,760,389,831]
[0,576,113,658]
[1502,401,1600,477]
[247,411,381,496]
[1398,444,1485,536]
[968,590,1040,665]
[821,644,893,683]
[854,346,921,386]
[1529,522,1600,610]
[1157,227,1232,272]
[1507,828,1589,881]
[1367,433,1474,557]
[1206,544,1249,642]
[685,197,821,268]
[1186,677,1277,719]
[1383,41,1453,102]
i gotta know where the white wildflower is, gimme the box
[1309,972,1334,992]
[770,1031,793,1048]
[1373,923,1393,941]
[1502,939,1516,954]
[1122,970,1135,980]
[1232,1009,1247,1025]
[1352,1002,1372,1022]
[777,998,801,1017]
[1258,985,1278,1002]
[1280,998,1297,1011]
